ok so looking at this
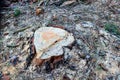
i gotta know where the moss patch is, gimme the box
[104,23,120,36]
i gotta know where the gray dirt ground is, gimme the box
[0,0,120,80]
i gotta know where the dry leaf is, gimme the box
[36,8,44,15]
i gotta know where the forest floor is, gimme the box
[0,0,120,80]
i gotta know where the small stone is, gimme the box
[99,29,109,36]
[81,21,94,28]
[75,24,84,31]
[60,0,76,7]
[86,54,91,60]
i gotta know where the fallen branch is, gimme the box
[13,26,31,34]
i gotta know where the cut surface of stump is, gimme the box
[33,27,74,66]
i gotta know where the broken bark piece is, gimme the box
[32,57,45,66]
[33,27,74,66]
[51,25,65,29]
